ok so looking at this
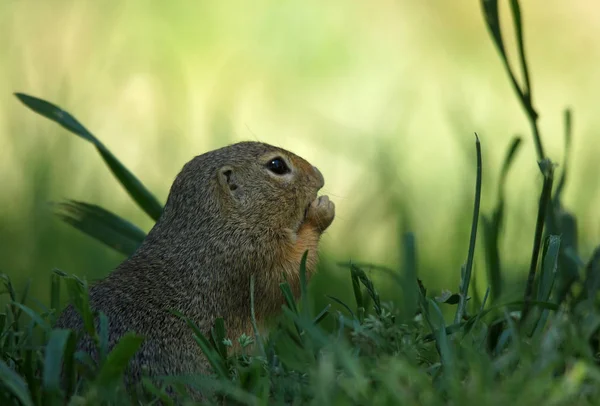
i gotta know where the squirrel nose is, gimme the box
[313,166,324,189]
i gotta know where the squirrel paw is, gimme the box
[305,195,335,233]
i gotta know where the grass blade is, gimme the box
[98,312,110,362]
[194,333,228,380]
[480,0,528,127]
[10,302,50,332]
[429,299,455,373]
[455,133,482,323]
[279,282,298,314]
[299,250,310,321]
[554,109,572,204]
[351,264,381,316]
[349,264,364,322]
[63,275,96,338]
[141,378,175,406]
[465,286,490,339]
[423,299,559,343]
[14,93,164,221]
[22,345,39,406]
[0,274,21,332]
[326,295,356,320]
[281,307,367,389]
[580,246,600,305]
[548,109,579,305]
[170,310,228,380]
[552,211,579,306]
[401,231,418,321]
[481,0,546,162]
[18,279,31,314]
[483,136,522,303]
[55,200,146,257]
[210,318,228,360]
[499,137,523,191]
[43,329,77,400]
[521,159,554,325]
[536,235,561,303]
[509,0,532,97]
[480,0,506,60]
[93,332,145,388]
[313,304,331,325]
[531,235,561,337]
[0,360,34,406]
[157,375,258,406]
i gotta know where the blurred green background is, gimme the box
[1,0,599,312]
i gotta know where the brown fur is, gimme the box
[54,141,335,387]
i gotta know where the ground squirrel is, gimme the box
[55,141,335,385]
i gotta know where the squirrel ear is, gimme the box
[218,165,240,195]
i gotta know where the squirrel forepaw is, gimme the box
[304,195,335,233]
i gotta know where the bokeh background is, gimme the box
[1,0,599,314]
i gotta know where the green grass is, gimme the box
[2,0,600,404]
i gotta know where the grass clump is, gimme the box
[2,235,600,405]
[2,0,600,405]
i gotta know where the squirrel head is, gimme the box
[159,141,325,235]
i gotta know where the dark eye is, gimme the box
[266,157,290,175]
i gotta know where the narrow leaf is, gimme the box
[429,299,455,372]
[531,235,561,337]
[455,134,482,323]
[554,108,572,203]
[484,137,522,303]
[299,250,310,321]
[14,93,164,221]
[43,329,77,398]
[351,264,382,316]
[64,277,95,338]
[0,360,34,406]
[536,235,561,302]
[480,0,506,57]
[10,302,51,332]
[326,295,356,319]
[313,304,331,325]
[509,0,532,96]
[350,265,364,321]
[521,159,555,324]
[93,333,145,388]
[582,246,600,304]
[22,346,39,406]
[279,282,298,314]
[55,200,146,257]
[141,378,175,406]
[210,318,228,360]
[401,231,419,320]
[171,310,228,380]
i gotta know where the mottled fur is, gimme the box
[55,141,335,386]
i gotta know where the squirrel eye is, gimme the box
[266,157,290,175]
